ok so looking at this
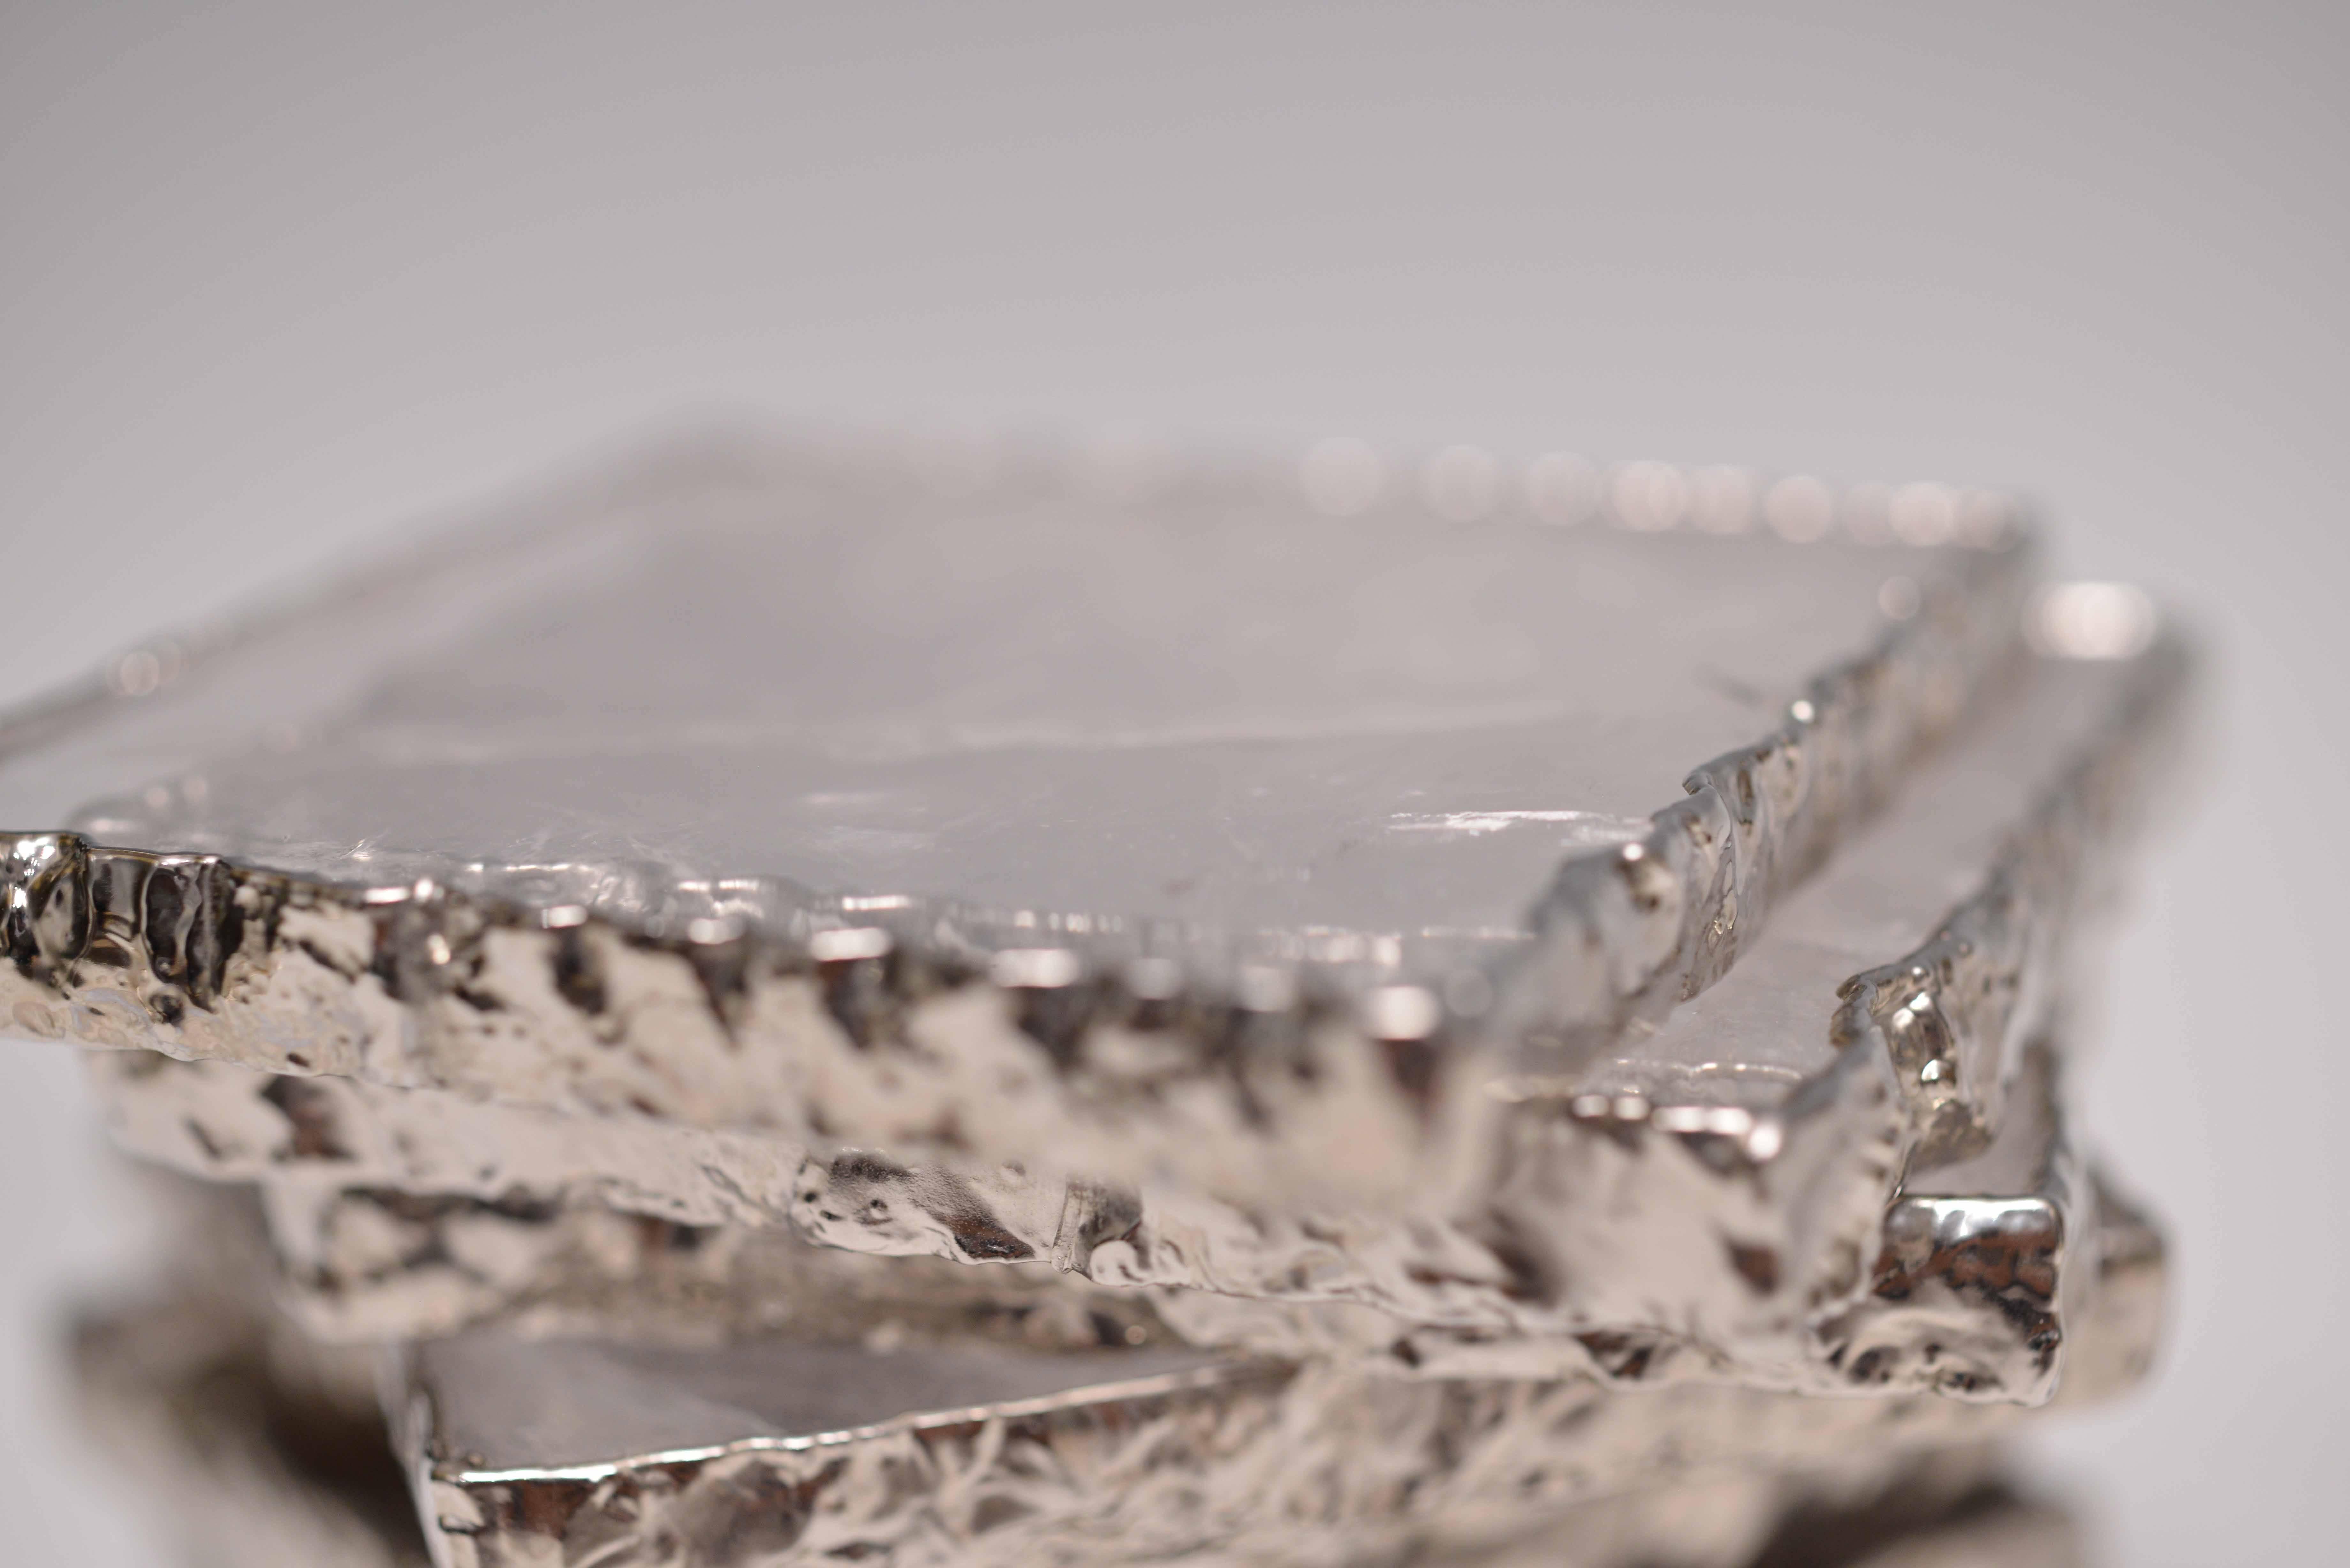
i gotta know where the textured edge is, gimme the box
[1456,632,2189,1378]
[1831,635,2194,1162]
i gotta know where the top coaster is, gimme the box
[0,437,2029,1205]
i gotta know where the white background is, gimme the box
[2,5,2342,1562]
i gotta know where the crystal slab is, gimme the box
[88,624,2179,1398]
[71,1294,2059,1568]
[394,1338,2007,1568]
[386,1239,2146,1568]
[0,439,2029,1208]
[81,1166,2134,1567]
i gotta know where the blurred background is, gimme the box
[1,4,2340,1562]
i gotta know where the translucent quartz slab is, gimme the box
[86,1165,2126,1567]
[89,634,2169,1194]
[399,1337,2003,1568]
[90,628,2179,1398]
[0,439,2013,940]
[72,1291,2066,1568]
[1,438,2029,1207]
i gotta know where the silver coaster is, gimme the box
[3,438,2033,1209]
[387,1309,2102,1567]
[71,1287,2061,1568]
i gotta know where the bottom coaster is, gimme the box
[387,1165,2156,1568]
[389,1326,2064,1568]
[72,1288,2064,1568]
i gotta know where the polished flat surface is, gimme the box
[3,441,2004,955]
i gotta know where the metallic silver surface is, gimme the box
[0,440,2031,1210]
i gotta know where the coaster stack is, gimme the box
[5,436,2185,1567]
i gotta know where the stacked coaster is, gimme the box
[8,437,2183,1566]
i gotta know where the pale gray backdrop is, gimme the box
[2,4,2341,1563]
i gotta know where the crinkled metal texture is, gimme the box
[1,438,2031,1210]
[1805,1044,2090,1402]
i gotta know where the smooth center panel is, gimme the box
[5,442,1933,947]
